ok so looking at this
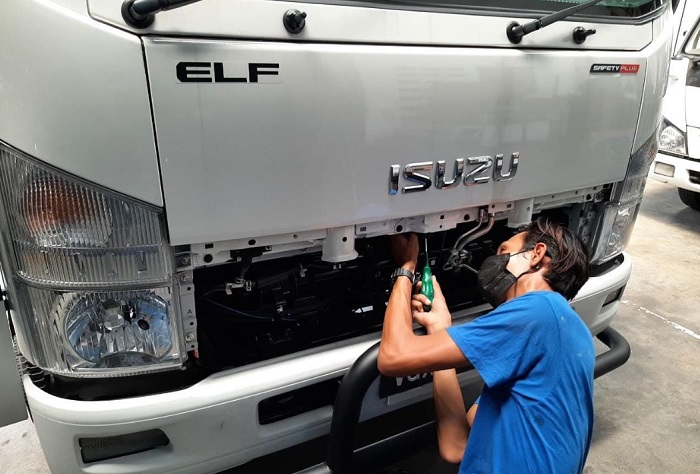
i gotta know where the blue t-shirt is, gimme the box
[446,291,595,474]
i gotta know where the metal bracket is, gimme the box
[177,271,198,354]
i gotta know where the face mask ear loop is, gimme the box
[512,248,539,297]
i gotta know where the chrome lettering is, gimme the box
[403,162,434,193]
[493,152,519,181]
[389,152,519,195]
[436,159,465,189]
[464,156,493,186]
[389,165,400,195]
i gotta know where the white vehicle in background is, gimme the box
[0,0,673,472]
[650,1,700,210]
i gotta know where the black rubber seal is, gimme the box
[122,0,155,29]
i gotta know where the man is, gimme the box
[378,219,594,473]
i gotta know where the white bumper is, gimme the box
[26,254,632,474]
[649,152,700,193]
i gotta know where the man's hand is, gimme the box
[411,277,451,334]
[390,233,419,273]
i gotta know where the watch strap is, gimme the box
[391,267,415,285]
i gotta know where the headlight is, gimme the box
[590,201,641,265]
[590,132,657,265]
[658,118,687,156]
[22,286,182,376]
[21,173,114,247]
[0,148,170,288]
[0,141,185,377]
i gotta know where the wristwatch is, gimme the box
[390,267,415,286]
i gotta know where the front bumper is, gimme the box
[649,152,700,193]
[26,253,632,474]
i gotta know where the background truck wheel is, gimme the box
[678,188,700,211]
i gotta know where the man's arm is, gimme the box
[433,368,469,463]
[378,278,466,376]
[378,234,467,377]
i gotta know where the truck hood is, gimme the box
[124,4,660,245]
[685,63,700,128]
[664,58,700,129]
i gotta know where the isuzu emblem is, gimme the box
[389,153,519,195]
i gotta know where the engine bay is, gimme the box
[193,221,520,371]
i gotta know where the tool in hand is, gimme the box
[420,235,434,312]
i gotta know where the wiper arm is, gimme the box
[122,0,203,29]
[507,0,606,44]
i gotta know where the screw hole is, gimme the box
[439,225,443,229]
[293,234,298,239]
[396,225,404,232]
[189,321,194,326]
[342,236,348,242]
[464,214,470,221]
[248,239,256,246]
[586,194,592,200]
[440,214,445,219]
[203,254,213,264]
[187,286,192,291]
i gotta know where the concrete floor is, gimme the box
[584,180,700,473]
[1,180,699,473]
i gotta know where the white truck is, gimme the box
[0,0,672,472]
[650,0,700,210]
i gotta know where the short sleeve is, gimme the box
[446,293,554,388]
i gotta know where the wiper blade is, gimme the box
[122,0,203,29]
[507,0,606,44]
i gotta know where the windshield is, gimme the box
[358,0,666,18]
[684,18,700,55]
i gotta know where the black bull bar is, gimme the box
[315,326,630,474]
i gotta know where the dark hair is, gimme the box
[518,218,590,300]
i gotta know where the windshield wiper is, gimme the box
[507,0,606,44]
[122,0,203,29]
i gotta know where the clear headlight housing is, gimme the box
[658,118,687,156]
[590,132,658,265]
[0,141,184,377]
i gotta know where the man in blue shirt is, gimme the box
[378,219,594,473]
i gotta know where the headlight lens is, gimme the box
[0,145,170,288]
[64,291,173,368]
[20,286,184,376]
[0,141,185,377]
[658,118,687,156]
[590,201,641,265]
[21,174,114,247]
[591,132,657,265]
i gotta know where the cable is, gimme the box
[202,298,274,322]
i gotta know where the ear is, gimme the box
[530,242,549,269]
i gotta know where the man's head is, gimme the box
[496,218,590,301]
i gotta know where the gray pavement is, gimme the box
[1,179,699,473]
[584,180,700,473]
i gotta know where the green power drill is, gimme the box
[420,236,434,312]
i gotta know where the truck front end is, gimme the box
[0,0,671,472]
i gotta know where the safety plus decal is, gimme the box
[590,64,640,74]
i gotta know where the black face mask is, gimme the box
[477,250,529,308]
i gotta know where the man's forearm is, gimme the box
[380,276,415,355]
[433,368,469,463]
